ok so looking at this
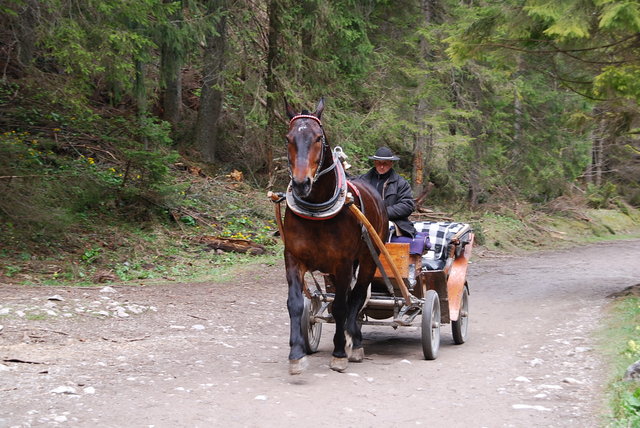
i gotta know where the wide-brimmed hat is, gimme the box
[368,146,399,161]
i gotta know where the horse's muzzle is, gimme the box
[292,177,312,198]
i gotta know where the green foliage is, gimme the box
[220,215,276,245]
[180,215,196,227]
[81,247,102,264]
[618,387,640,425]
[586,182,619,208]
[526,1,592,40]
[0,78,184,240]
[595,65,640,101]
[3,265,22,278]
[598,0,640,32]
[603,297,640,427]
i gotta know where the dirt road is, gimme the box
[1,239,639,427]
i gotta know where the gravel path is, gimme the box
[1,239,639,427]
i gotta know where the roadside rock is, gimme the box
[623,360,640,381]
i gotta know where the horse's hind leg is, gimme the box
[328,270,350,372]
[285,253,308,375]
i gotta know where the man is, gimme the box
[360,146,417,238]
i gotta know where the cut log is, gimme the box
[197,236,266,255]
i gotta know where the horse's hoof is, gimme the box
[330,357,348,372]
[349,347,364,363]
[289,356,309,375]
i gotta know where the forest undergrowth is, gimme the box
[1,168,639,288]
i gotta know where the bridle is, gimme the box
[286,115,345,218]
[287,115,337,183]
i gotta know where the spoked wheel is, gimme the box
[302,294,323,354]
[452,285,469,345]
[421,289,441,360]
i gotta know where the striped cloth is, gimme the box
[414,221,468,262]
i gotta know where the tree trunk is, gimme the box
[585,107,605,186]
[159,0,183,127]
[513,57,523,147]
[160,51,182,127]
[194,1,228,163]
[12,0,39,75]
[412,0,438,197]
[264,0,283,185]
[594,130,604,187]
[413,100,427,197]
[134,60,147,118]
[468,128,482,208]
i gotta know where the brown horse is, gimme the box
[283,98,388,374]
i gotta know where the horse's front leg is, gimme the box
[285,252,308,375]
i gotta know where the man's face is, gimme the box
[374,160,393,175]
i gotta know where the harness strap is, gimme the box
[267,191,286,242]
[289,114,322,127]
[346,180,363,216]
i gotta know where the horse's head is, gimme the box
[284,98,326,198]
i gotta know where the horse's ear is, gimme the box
[284,98,297,120]
[313,98,325,119]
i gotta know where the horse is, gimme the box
[282,98,388,374]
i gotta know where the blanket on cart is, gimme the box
[414,222,468,270]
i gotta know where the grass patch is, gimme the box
[1,213,281,286]
[600,296,640,426]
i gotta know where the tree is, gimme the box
[264,0,284,184]
[412,0,439,198]
[158,0,185,127]
[446,0,640,201]
[194,0,228,163]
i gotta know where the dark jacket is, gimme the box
[360,168,417,238]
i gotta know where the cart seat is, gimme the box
[414,222,469,270]
[389,231,431,255]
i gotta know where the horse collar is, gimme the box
[286,154,347,220]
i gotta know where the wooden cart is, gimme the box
[302,221,474,360]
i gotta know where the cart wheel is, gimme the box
[421,290,441,360]
[302,295,322,353]
[452,285,469,345]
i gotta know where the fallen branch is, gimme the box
[101,335,149,343]
[65,143,119,161]
[197,236,266,255]
[3,358,46,364]
[0,174,54,180]
[411,210,454,222]
[34,328,69,336]
[187,314,208,321]
[414,182,435,208]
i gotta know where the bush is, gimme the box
[586,182,618,209]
